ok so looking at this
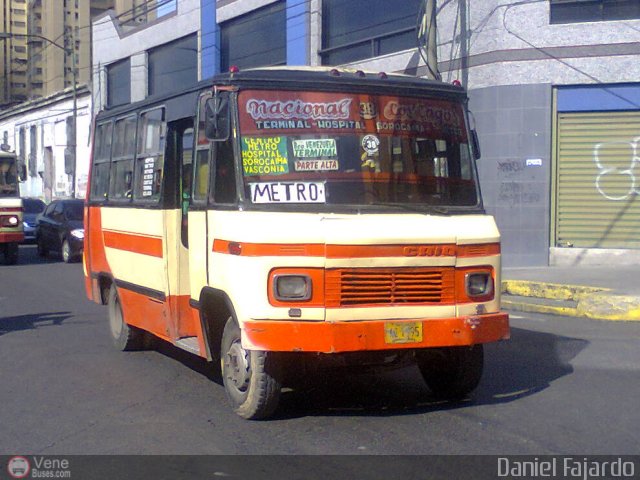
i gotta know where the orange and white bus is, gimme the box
[0,149,24,265]
[84,67,509,419]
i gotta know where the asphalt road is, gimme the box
[1,245,639,455]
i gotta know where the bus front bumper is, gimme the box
[242,312,510,353]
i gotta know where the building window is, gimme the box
[148,34,198,97]
[106,58,131,108]
[550,0,640,24]
[320,0,420,65]
[220,1,286,71]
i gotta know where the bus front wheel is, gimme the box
[416,345,484,400]
[220,317,281,420]
[108,285,144,351]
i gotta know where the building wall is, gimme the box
[87,0,640,266]
[92,0,199,112]
[470,84,552,267]
[0,89,92,201]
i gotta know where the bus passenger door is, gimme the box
[164,120,202,352]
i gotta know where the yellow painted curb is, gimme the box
[501,280,607,301]
[502,280,640,321]
[501,299,578,317]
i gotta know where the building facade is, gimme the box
[90,0,640,267]
[0,87,92,201]
[1,0,30,105]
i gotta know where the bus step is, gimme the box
[175,337,200,355]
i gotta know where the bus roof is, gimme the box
[96,67,468,123]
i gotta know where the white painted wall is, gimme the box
[0,92,92,201]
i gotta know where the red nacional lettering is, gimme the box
[246,98,353,121]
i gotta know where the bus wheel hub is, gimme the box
[227,342,251,391]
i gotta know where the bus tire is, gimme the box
[416,344,484,400]
[108,285,143,351]
[4,242,18,265]
[221,317,281,420]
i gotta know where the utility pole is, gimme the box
[69,34,78,199]
[418,0,441,81]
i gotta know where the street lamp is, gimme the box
[0,32,78,198]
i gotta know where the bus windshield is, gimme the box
[237,89,478,212]
[0,157,19,198]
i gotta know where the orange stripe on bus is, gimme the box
[326,244,457,258]
[213,239,325,256]
[213,240,500,258]
[103,230,163,258]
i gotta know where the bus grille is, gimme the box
[325,268,455,307]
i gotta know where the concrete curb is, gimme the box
[501,280,640,321]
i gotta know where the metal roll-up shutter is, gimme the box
[556,111,640,249]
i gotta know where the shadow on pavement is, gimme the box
[154,339,223,384]
[274,326,588,419]
[142,325,588,419]
[0,312,73,336]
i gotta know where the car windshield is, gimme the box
[0,157,19,198]
[65,202,84,221]
[237,89,478,212]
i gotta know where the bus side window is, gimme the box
[212,140,236,204]
[193,92,213,203]
[192,147,210,202]
[110,115,137,200]
[133,108,165,202]
[90,122,113,201]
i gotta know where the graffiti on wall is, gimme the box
[593,138,640,201]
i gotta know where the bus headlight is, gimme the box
[70,228,85,239]
[1,215,19,227]
[273,274,312,301]
[466,272,493,298]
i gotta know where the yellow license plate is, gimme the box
[384,321,423,344]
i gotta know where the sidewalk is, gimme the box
[501,266,640,321]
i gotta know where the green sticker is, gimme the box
[242,137,289,176]
[292,139,337,158]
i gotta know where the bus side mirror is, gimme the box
[204,94,230,141]
[18,163,27,182]
[471,129,481,160]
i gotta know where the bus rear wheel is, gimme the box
[221,317,281,420]
[416,345,484,400]
[108,285,144,351]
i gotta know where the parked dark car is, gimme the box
[21,197,46,243]
[36,199,84,263]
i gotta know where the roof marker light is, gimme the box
[229,65,240,74]
[452,80,462,86]
[378,72,388,79]
[355,70,365,77]
[329,68,341,76]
